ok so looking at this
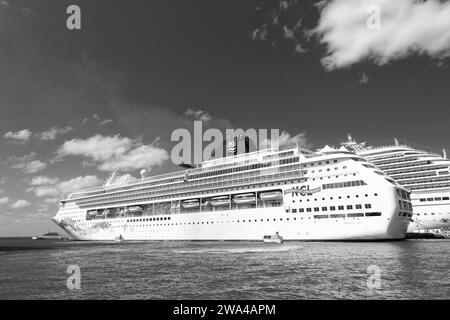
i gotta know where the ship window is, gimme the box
[330,206,336,211]
[322,207,327,211]
[306,208,312,212]
[443,197,450,200]
[356,204,362,209]
[292,209,297,213]
[299,208,304,213]
[365,204,372,209]
[338,206,344,210]
[347,205,353,210]
[314,207,319,212]
[365,212,382,217]
[347,213,364,218]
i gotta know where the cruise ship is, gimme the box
[342,135,450,232]
[52,145,412,241]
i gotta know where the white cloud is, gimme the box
[29,176,59,186]
[315,0,450,70]
[278,131,311,149]
[0,196,9,205]
[8,152,47,174]
[28,175,103,201]
[3,129,32,143]
[43,198,58,204]
[88,114,114,126]
[58,175,103,195]
[37,126,72,140]
[0,1,10,7]
[359,72,369,84]
[11,199,31,209]
[21,7,33,16]
[99,119,113,125]
[56,134,169,172]
[30,185,60,198]
[259,131,311,150]
[185,108,212,122]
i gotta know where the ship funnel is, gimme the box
[443,148,447,159]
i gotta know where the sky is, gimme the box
[0,0,449,236]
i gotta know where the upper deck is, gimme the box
[64,146,363,202]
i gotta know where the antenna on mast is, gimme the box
[340,134,369,153]
[347,133,353,142]
[140,169,147,181]
[104,169,118,187]
[394,138,399,146]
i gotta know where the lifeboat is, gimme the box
[99,209,109,216]
[107,210,118,216]
[87,210,98,217]
[182,199,200,209]
[259,191,283,201]
[128,206,143,213]
[210,196,230,206]
[233,193,256,204]
[263,232,284,244]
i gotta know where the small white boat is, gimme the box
[182,199,200,209]
[233,193,256,204]
[32,232,68,240]
[259,191,283,201]
[87,210,98,217]
[263,232,284,244]
[211,196,230,206]
[128,206,143,213]
[114,235,125,242]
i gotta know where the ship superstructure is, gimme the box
[342,135,450,232]
[52,146,411,240]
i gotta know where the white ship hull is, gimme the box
[53,187,410,241]
[408,195,450,232]
[53,148,412,241]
